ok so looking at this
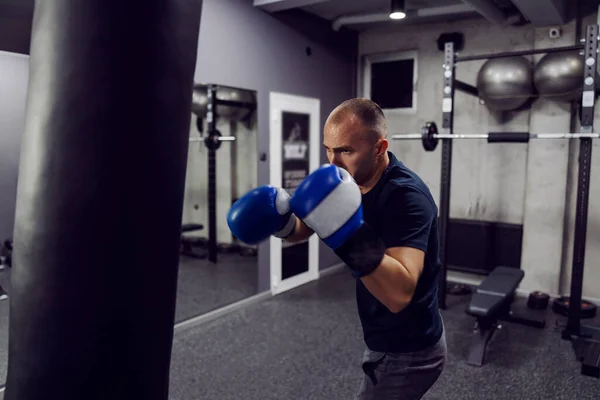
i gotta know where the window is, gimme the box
[362,50,418,114]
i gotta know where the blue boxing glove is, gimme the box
[290,164,386,277]
[227,186,296,245]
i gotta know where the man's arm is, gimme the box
[359,188,435,313]
[283,216,314,243]
[360,247,425,313]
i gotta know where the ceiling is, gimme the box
[0,0,594,55]
[254,0,581,31]
[302,0,471,21]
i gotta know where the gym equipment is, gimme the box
[190,84,256,263]
[192,84,256,122]
[553,296,597,319]
[465,267,545,366]
[455,44,586,62]
[180,223,207,259]
[527,291,550,310]
[3,1,203,399]
[559,25,600,379]
[0,238,12,268]
[447,282,472,296]
[476,56,534,111]
[425,23,600,378]
[437,32,464,52]
[392,120,599,152]
[534,50,584,102]
[190,131,235,150]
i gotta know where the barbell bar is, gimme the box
[391,122,600,152]
[189,136,236,142]
[189,129,236,150]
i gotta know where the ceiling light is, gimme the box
[390,0,406,19]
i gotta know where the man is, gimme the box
[227,98,446,400]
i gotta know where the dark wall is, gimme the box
[0,1,34,55]
[194,0,358,291]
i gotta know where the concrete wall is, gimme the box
[0,51,28,242]
[192,0,357,292]
[358,13,600,300]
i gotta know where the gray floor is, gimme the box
[0,251,258,385]
[2,266,600,399]
[175,252,258,323]
[169,269,600,400]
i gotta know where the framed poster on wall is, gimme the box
[269,92,320,295]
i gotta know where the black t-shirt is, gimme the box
[357,151,443,353]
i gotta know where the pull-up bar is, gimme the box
[455,43,585,62]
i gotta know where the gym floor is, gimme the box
[1,264,599,398]
[0,251,258,383]
[174,251,258,323]
[169,268,600,400]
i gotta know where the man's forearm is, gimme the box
[283,216,314,243]
[360,254,417,313]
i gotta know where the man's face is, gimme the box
[323,116,383,186]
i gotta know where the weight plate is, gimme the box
[527,291,550,310]
[204,129,222,150]
[422,121,439,151]
[447,283,472,296]
[552,296,597,319]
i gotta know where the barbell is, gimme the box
[392,122,600,152]
[189,130,236,150]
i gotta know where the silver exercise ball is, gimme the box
[476,56,534,111]
[191,85,209,117]
[192,85,255,121]
[534,50,583,102]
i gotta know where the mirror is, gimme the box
[0,81,259,388]
[174,83,259,323]
[0,50,29,387]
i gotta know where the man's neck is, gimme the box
[359,153,390,194]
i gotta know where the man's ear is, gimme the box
[377,139,389,156]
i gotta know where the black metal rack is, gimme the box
[437,24,600,377]
[195,84,256,263]
[561,24,600,379]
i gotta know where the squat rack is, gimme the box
[190,84,256,263]
[426,25,599,377]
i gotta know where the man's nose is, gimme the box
[329,153,341,166]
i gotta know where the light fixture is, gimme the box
[390,0,406,20]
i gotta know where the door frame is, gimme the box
[268,92,320,295]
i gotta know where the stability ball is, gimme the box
[476,56,534,111]
[534,50,583,102]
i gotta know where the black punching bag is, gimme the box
[5,1,202,399]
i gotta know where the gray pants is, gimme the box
[354,329,447,400]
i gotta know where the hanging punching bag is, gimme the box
[4,1,202,400]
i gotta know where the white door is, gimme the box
[269,92,320,295]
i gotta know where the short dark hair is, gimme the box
[327,98,387,140]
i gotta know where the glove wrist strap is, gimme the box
[273,214,296,239]
[334,223,386,278]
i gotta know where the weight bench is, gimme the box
[465,266,546,367]
[180,223,207,259]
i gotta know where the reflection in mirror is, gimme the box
[0,50,29,387]
[174,83,259,323]
[0,240,10,388]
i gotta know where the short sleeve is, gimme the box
[377,186,437,251]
